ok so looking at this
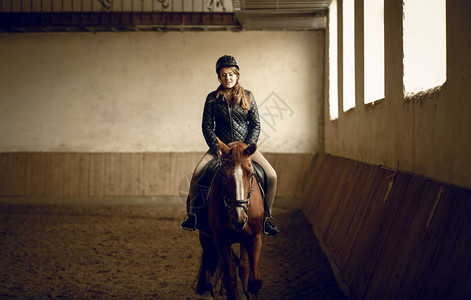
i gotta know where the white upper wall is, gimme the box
[0,31,325,153]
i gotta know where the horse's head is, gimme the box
[216,138,257,231]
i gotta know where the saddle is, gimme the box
[191,158,268,216]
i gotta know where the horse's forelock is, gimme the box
[231,143,244,160]
[224,142,252,175]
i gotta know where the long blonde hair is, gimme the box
[215,66,253,111]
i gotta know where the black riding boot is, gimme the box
[263,216,280,235]
[181,213,197,231]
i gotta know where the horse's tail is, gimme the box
[212,247,240,297]
[231,247,240,265]
[195,239,241,296]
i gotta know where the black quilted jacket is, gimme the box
[202,90,261,155]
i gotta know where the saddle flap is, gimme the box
[192,158,220,208]
[252,161,268,198]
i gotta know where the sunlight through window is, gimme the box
[329,0,339,120]
[403,0,446,96]
[343,0,355,111]
[364,0,384,103]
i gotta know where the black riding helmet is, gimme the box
[216,55,239,74]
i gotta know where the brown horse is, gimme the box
[195,139,264,300]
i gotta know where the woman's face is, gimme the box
[219,67,238,90]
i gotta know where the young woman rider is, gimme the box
[181,55,279,235]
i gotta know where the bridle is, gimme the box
[223,173,255,213]
[218,158,255,214]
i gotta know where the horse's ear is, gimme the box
[217,137,230,155]
[244,143,257,157]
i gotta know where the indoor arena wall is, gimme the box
[0,30,323,197]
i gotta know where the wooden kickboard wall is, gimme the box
[0,152,310,198]
[301,153,471,299]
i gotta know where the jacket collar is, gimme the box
[214,92,227,104]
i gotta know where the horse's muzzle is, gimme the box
[233,219,246,230]
[231,207,248,231]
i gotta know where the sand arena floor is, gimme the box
[0,197,346,299]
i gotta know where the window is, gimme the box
[329,0,339,120]
[403,0,446,96]
[343,0,355,111]
[364,0,384,103]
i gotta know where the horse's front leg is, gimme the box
[239,243,250,296]
[215,237,238,299]
[197,233,217,296]
[246,233,263,296]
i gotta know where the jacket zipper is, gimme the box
[226,97,234,142]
